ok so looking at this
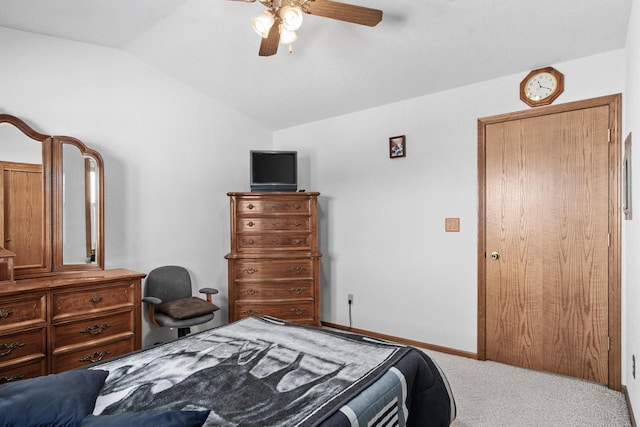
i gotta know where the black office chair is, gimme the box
[143,265,220,338]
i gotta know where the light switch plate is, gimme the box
[445,218,460,232]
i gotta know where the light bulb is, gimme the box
[280,5,303,31]
[279,26,298,44]
[251,11,275,38]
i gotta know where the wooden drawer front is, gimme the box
[53,281,135,320]
[238,234,311,251]
[238,216,311,232]
[235,282,314,302]
[53,311,134,350]
[234,260,314,280]
[52,336,134,373]
[236,301,315,323]
[237,199,310,215]
[0,294,46,331]
[0,328,46,365]
[0,358,47,384]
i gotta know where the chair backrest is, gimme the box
[145,265,193,303]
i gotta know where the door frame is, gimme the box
[477,94,622,390]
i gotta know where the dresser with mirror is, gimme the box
[0,114,144,383]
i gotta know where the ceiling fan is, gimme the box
[230,0,383,56]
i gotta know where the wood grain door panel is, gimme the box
[484,105,610,384]
[485,117,545,371]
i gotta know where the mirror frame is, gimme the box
[0,114,104,278]
[53,135,105,272]
[0,114,52,277]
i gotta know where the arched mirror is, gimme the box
[0,114,104,278]
[0,115,52,277]
[53,136,104,272]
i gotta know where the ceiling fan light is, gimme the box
[280,5,303,31]
[252,11,275,38]
[279,27,298,44]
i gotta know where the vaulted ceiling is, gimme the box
[0,0,632,130]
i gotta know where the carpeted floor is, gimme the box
[421,349,632,427]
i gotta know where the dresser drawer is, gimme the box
[237,234,311,251]
[52,310,135,350]
[0,328,46,366]
[237,198,311,215]
[238,216,311,232]
[0,294,47,332]
[52,281,136,321]
[235,301,315,323]
[0,358,47,384]
[52,335,134,373]
[233,259,314,280]
[235,281,314,302]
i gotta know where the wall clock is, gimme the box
[519,66,564,107]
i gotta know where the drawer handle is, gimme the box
[80,351,110,364]
[292,239,303,245]
[0,342,25,357]
[89,295,103,304]
[247,221,255,227]
[288,266,307,275]
[247,239,255,245]
[0,309,12,319]
[247,204,255,210]
[0,374,24,384]
[290,308,307,315]
[241,289,260,296]
[290,287,306,295]
[241,309,262,316]
[242,268,259,275]
[80,323,111,335]
[293,203,301,210]
[293,221,302,227]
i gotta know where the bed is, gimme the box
[0,316,456,427]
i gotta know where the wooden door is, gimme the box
[1,161,44,268]
[478,95,621,388]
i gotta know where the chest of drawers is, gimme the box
[0,269,143,383]
[226,192,321,326]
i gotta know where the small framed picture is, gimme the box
[389,135,406,158]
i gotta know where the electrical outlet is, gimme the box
[348,294,354,304]
[633,354,636,379]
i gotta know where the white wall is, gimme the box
[0,28,273,347]
[1,24,634,389]
[625,0,640,412]
[275,49,626,354]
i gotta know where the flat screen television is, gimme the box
[250,150,298,192]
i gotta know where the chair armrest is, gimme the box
[142,296,163,305]
[199,288,219,303]
[142,296,162,327]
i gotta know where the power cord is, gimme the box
[348,298,353,329]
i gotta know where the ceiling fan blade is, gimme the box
[304,0,382,27]
[259,22,280,56]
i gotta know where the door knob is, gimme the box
[490,251,500,260]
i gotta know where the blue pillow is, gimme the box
[80,410,211,427]
[0,369,108,427]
